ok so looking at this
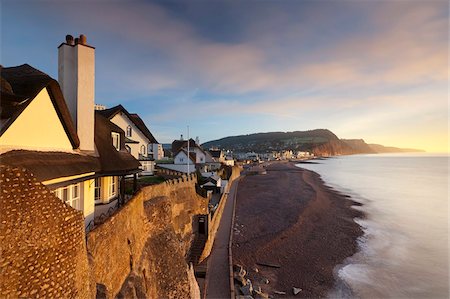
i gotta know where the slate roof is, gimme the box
[0,64,80,148]
[97,105,158,143]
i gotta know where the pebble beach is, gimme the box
[232,162,363,298]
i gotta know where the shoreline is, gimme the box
[231,161,364,298]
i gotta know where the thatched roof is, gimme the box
[0,150,100,182]
[172,139,196,154]
[0,64,80,149]
[97,105,158,143]
[94,112,141,175]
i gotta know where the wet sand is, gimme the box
[232,162,363,298]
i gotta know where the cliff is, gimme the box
[368,144,425,153]
[203,130,423,156]
[341,139,376,154]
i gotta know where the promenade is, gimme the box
[204,177,241,299]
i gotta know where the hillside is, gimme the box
[202,130,424,156]
[202,129,356,156]
[368,144,425,153]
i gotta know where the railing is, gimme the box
[85,194,133,232]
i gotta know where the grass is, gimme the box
[137,176,166,184]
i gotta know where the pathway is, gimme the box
[204,177,241,299]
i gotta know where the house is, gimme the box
[208,149,225,163]
[172,137,207,164]
[97,104,161,175]
[0,34,141,229]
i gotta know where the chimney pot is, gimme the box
[79,34,87,45]
[66,34,74,45]
[74,37,79,45]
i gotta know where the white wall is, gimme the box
[58,42,95,152]
[110,113,149,160]
[0,88,74,152]
[193,148,206,163]
[174,151,195,165]
[150,143,163,160]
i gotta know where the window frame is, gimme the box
[126,125,132,137]
[94,178,102,204]
[108,177,117,199]
[52,183,81,210]
[112,132,120,151]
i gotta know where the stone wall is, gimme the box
[199,165,241,262]
[0,166,93,298]
[86,174,208,298]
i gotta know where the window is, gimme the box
[140,145,146,156]
[52,183,81,210]
[94,178,101,203]
[112,132,120,151]
[108,177,117,198]
[126,125,132,137]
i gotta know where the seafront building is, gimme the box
[0,35,156,229]
[96,104,162,175]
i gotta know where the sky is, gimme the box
[1,0,448,152]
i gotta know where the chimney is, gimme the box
[180,134,184,141]
[58,34,95,152]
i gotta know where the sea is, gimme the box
[297,153,449,299]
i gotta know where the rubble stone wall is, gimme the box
[87,174,208,298]
[0,166,93,299]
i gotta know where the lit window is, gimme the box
[126,125,132,137]
[112,132,120,151]
[140,145,146,155]
[94,178,101,203]
[53,183,81,210]
[108,177,117,198]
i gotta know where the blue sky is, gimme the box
[1,0,448,151]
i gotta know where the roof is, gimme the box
[172,139,196,154]
[0,150,100,182]
[124,137,139,144]
[208,149,222,159]
[97,105,158,143]
[129,113,157,143]
[174,148,196,163]
[0,64,80,148]
[94,112,141,175]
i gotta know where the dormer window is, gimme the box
[126,125,132,137]
[112,132,120,151]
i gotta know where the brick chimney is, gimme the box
[58,34,95,152]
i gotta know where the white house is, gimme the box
[172,138,207,165]
[97,105,161,175]
[0,34,141,229]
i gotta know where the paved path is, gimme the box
[205,177,241,299]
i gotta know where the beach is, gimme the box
[232,162,364,298]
